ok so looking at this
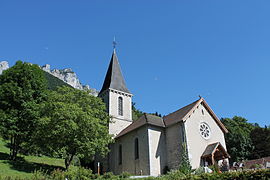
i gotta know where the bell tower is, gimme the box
[99,49,133,137]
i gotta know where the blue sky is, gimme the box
[1,1,270,126]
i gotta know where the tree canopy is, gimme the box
[0,61,47,160]
[221,116,270,163]
[250,126,270,159]
[132,102,144,121]
[221,116,255,163]
[33,86,113,169]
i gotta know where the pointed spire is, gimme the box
[99,50,130,94]
[113,36,117,51]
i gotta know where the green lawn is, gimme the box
[0,138,65,178]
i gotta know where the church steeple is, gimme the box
[99,50,130,94]
[99,47,133,137]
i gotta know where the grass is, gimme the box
[0,138,65,178]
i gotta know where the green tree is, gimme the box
[179,143,191,175]
[221,116,254,163]
[132,102,144,121]
[0,61,47,160]
[34,86,113,169]
[250,126,270,159]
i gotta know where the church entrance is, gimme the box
[201,142,230,166]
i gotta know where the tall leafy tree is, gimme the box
[0,61,47,160]
[34,86,113,169]
[221,116,254,164]
[250,126,270,159]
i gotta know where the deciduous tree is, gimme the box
[0,61,47,160]
[250,126,270,159]
[34,86,113,169]
[221,116,254,163]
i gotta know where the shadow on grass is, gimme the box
[0,152,64,174]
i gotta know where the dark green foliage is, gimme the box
[179,144,192,175]
[118,172,131,179]
[1,168,270,179]
[221,116,270,163]
[250,126,270,159]
[0,61,48,160]
[43,71,72,90]
[132,103,162,120]
[149,112,162,117]
[132,102,144,121]
[32,86,113,169]
[221,116,255,163]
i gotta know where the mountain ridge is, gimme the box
[0,61,98,96]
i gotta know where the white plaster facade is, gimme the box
[184,103,227,169]
[96,50,229,176]
[99,88,133,137]
[109,125,150,175]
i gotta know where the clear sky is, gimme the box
[1,1,270,126]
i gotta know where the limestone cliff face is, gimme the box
[41,64,98,96]
[0,61,9,75]
[0,61,98,96]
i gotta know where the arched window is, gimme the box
[118,97,123,116]
[134,138,139,159]
[118,144,122,165]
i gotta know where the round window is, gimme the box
[199,122,211,139]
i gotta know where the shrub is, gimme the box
[163,170,186,180]
[209,163,219,173]
[50,169,65,180]
[179,144,192,175]
[65,167,93,180]
[101,172,117,179]
[193,167,205,175]
[119,172,131,179]
[32,170,47,180]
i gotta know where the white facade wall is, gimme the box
[148,126,167,176]
[110,125,150,175]
[109,89,133,136]
[184,103,227,169]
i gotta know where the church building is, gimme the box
[97,49,230,176]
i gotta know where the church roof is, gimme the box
[164,97,228,133]
[99,50,130,94]
[201,142,230,158]
[163,99,200,127]
[115,113,165,139]
[115,97,228,139]
[201,142,220,157]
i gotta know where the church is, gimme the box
[96,49,230,176]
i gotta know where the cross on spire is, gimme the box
[113,36,117,50]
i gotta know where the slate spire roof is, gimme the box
[100,50,130,94]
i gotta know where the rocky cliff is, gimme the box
[0,61,9,74]
[0,61,98,96]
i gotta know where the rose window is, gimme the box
[199,122,211,139]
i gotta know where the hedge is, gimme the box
[0,168,269,180]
